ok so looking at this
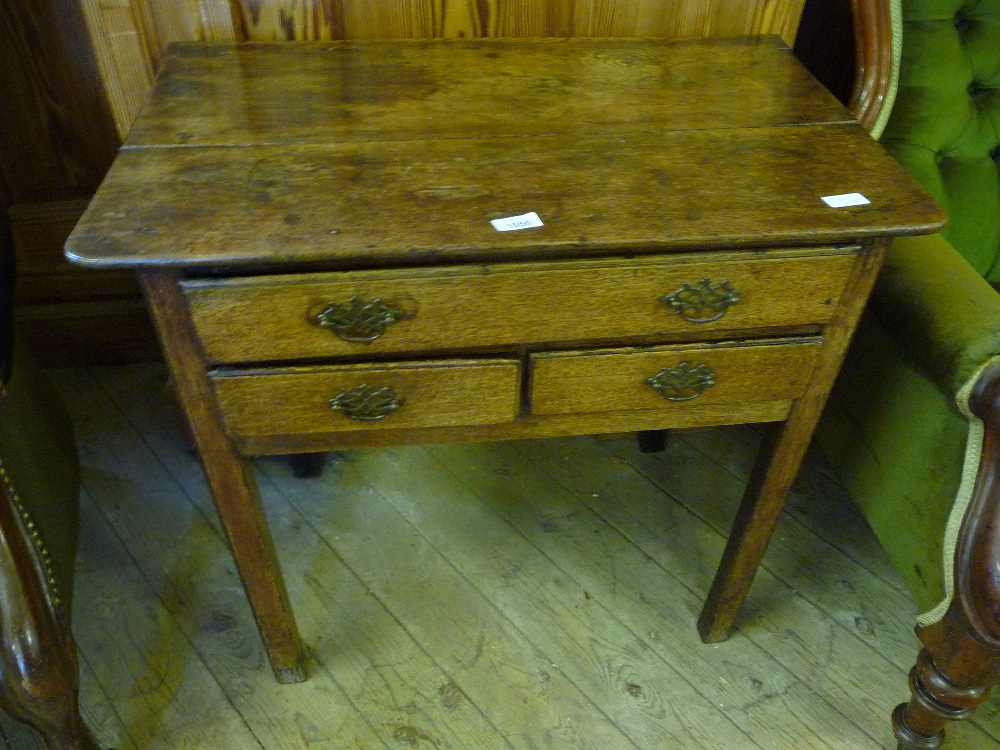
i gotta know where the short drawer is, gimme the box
[184,248,857,363]
[211,359,521,438]
[530,339,822,416]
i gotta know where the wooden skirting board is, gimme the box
[9,199,158,365]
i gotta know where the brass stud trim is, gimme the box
[0,459,63,612]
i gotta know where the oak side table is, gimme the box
[67,37,945,683]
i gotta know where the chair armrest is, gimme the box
[870,232,1000,396]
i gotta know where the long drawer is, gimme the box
[184,248,857,364]
[211,358,521,438]
[530,339,822,416]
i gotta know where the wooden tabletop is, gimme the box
[66,37,946,270]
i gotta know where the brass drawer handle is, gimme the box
[329,384,404,421]
[647,362,716,402]
[660,278,740,323]
[316,296,403,343]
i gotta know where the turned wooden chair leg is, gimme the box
[0,473,100,750]
[894,364,1000,749]
[892,616,1000,749]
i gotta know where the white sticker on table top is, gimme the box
[491,212,544,232]
[821,192,871,208]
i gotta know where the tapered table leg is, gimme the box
[698,240,887,642]
[698,415,812,641]
[141,271,306,683]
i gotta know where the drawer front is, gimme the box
[184,249,856,364]
[212,359,520,437]
[530,339,822,416]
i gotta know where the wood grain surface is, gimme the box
[79,0,238,139]
[212,358,521,436]
[184,249,855,364]
[77,0,810,146]
[530,338,822,415]
[236,0,806,44]
[123,37,847,147]
[8,0,870,367]
[68,126,944,270]
[0,0,119,204]
[67,39,944,271]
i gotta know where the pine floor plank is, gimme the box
[51,367,388,750]
[433,444,873,748]
[343,447,758,749]
[520,435,1000,749]
[103,364,616,748]
[255,473,522,750]
[76,647,135,750]
[261,452,644,750]
[97,365,541,750]
[605,434,923,666]
[74,491,260,750]
[427,440,873,749]
[675,426,1000,745]
[31,362,998,749]
[681,425,909,593]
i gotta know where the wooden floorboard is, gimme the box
[3,362,997,749]
[603,436,925,673]
[520,437,900,744]
[319,447,756,749]
[425,440,870,748]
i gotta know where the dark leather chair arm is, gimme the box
[0,210,15,388]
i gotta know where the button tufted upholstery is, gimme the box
[815,1,1000,745]
[880,0,1000,279]
[821,0,1000,617]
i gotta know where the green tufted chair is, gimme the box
[0,210,99,748]
[815,0,1000,747]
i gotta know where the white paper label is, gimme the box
[491,212,544,232]
[821,192,871,208]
